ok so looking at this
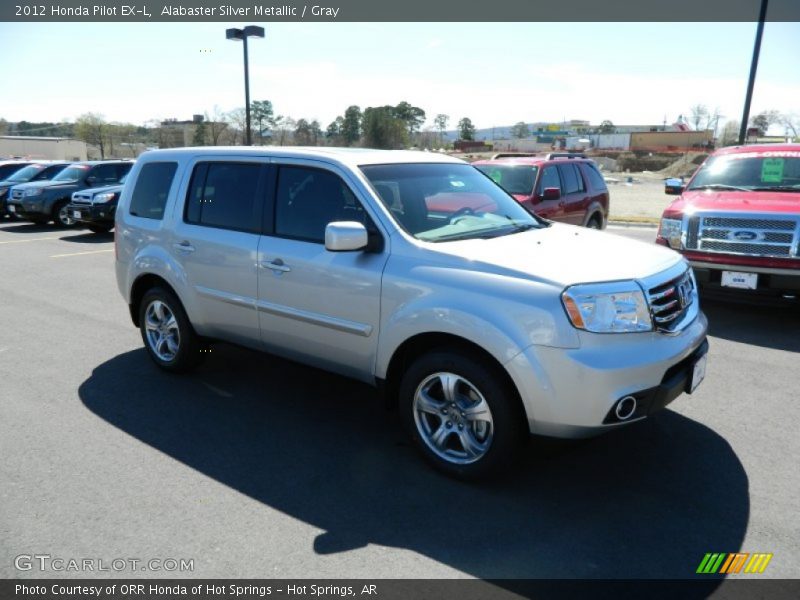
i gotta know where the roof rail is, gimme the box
[490,152,539,160]
[545,152,587,160]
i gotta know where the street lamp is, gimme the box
[226,25,265,146]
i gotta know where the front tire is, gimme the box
[87,224,113,234]
[52,200,75,228]
[138,287,202,373]
[399,349,525,479]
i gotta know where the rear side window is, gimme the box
[558,163,585,194]
[185,162,263,233]
[274,166,368,243]
[583,163,608,192]
[129,162,178,220]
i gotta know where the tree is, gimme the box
[326,116,344,144]
[458,117,475,141]
[597,120,615,134]
[273,116,295,145]
[74,113,107,159]
[511,121,530,139]
[226,108,247,145]
[750,110,780,135]
[720,120,740,146]
[251,100,275,144]
[778,112,799,140]
[309,120,322,146]
[689,104,709,130]
[434,114,449,146]
[205,107,229,145]
[394,101,426,139]
[191,120,207,146]
[294,119,312,145]
[362,106,407,149]
[341,106,362,146]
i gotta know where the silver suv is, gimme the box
[116,147,709,478]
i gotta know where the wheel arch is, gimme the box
[129,273,180,327]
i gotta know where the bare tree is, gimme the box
[74,113,107,159]
[778,112,799,140]
[689,104,709,131]
[205,107,229,145]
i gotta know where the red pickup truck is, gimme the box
[656,144,800,303]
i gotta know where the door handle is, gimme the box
[260,258,291,273]
[173,241,195,253]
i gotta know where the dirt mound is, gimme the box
[658,152,708,178]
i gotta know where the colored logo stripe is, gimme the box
[697,552,773,574]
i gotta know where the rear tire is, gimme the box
[399,348,525,480]
[586,214,603,229]
[138,287,203,373]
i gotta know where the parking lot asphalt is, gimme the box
[1,220,798,585]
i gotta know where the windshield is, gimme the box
[688,152,800,192]
[361,163,543,242]
[5,164,46,182]
[52,165,89,182]
[474,164,538,195]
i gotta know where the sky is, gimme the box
[1,21,799,134]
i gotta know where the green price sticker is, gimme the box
[761,158,784,183]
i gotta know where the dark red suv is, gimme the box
[473,153,609,228]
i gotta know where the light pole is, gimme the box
[738,0,768,145]
[226,25,265,146]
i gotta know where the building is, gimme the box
[0,136,87,161]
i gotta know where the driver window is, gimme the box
[537,166,561,195]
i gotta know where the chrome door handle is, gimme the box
[173,241,195,253]
[260,258,291,273]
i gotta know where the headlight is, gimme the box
[562,282,652,333]
[659,218,683,249]
[92,192,116,204]
[24,188,44,197]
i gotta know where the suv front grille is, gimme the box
[71,194,93,205]
[685,214,799,258]
[647,270,695,332]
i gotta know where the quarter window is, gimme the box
[583,163,608,191]
[185,162,263,232]
[537,166,561,194]
[129,162,178,220]
[275,166,368,243]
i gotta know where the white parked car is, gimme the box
[115,147,708,478]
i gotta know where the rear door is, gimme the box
[170,159,266,347]
[256,161,387,382]
[557,162,590,225]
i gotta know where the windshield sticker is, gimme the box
[761,158,784,183]
[488,170,502,184]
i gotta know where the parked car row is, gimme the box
[1,159,132,229]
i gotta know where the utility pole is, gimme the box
[738,0,769,145]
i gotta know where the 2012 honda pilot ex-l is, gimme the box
[115,147,708,479]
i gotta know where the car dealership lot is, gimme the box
[1,220,798,581]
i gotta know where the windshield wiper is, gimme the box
[750,185,800,192]
[689,184,751,192]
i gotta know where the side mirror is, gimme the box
[542,187,561,201]
[664,178,684,195]
[325,221,368,252]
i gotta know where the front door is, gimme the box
[256,163,387,382]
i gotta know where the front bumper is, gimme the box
[66,202,115,226]
[505,311,709,438]
[689,259,800,304]
[6,199,48,218]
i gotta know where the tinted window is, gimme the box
[5,164,45,182]
[185,162,262,232]
[558,163,584,194]
[537,166,561,194]
[275,166,368,243]
[0,164,28,180]
[129,162,178,220]
[583,163,608,191]
[89,163,125,184]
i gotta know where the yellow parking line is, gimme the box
[0,236,60,244]
[50,249,114,258]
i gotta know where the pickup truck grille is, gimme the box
[647,270,694,332]
[686,214,799,258]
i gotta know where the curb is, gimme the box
[608,218,659,228]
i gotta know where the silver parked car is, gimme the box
[115,147,708,479]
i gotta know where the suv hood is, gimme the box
[668,189,800,215]
[430,223,682,287]
[12,179,81,192]
[78,183,123,196]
